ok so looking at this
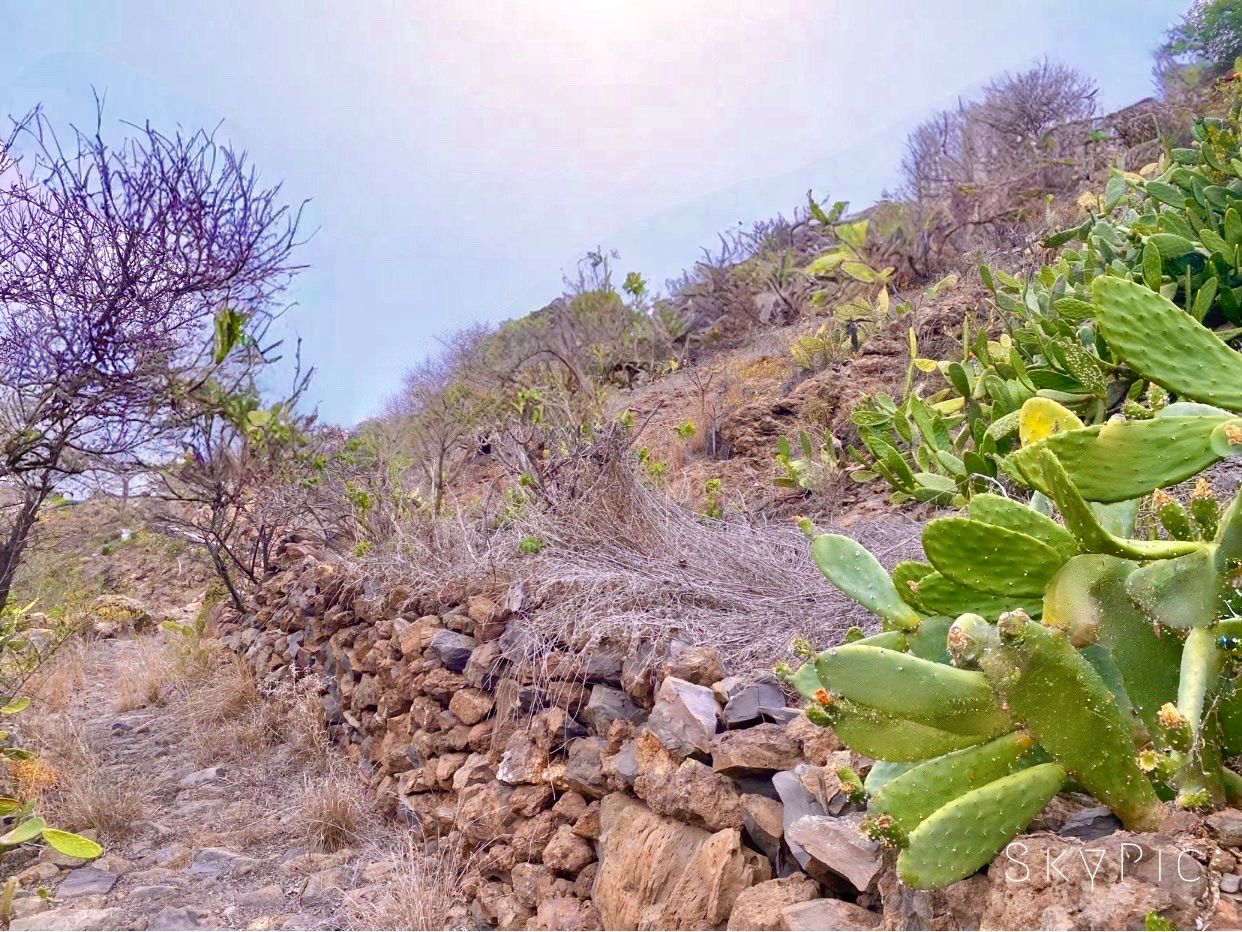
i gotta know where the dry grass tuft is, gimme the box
[345,835,476,931]
[113,635,183,711]
[297,765,371,852]
[179,654,329,767]
[24,640,87,712]
[23,717,146,841]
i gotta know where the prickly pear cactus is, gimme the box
[785,274,1242,889]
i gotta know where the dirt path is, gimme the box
[6,635,379,932]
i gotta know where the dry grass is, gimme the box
[23,716,146,841]
[179,654,329,767]
[113,635,176,711]
[25,640,87,711]
[297,764,371,852]
[345,835,476,931]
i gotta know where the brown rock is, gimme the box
[741,794,785,863]
[497,733,549,785]
[725,875,821,931]
[551,790,589,823]
[635,758,744,832]
[647,677,719,757]
[572,802,601,840]
[784,714,842,766]
[448,687,494,726]
[564,737,609,799]
[455,781,514,844]
[543,824,595,875]
[711,724,802,775]
[510,783,556,817]
[782,898,881,931]
[661,643,726,686]
[785,815,882,893]
[593,793,771,929]
[467,594,502,625]
[512,863,572,909]
[1208,808,1242,847]
[512,810,561,862]
[529,895,602,931]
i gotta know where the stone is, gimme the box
[602,741,639,789]
[1222,873,1241,894]
[124,883,178,904]
[542,824,595,875]
[582,685,644,734]
[512,863,564,909]
[178,765,228,788]
[427,629,477,672]
[467,594,502,625]
[772,769,826,868]
[725,874,821,930]
[711,724,802,775]
[564,737,609,799]
[10,908,123,931]
[1059,804,1123,841]
[635,758,744,832]
[185,846,261,878]
[463,640,503,689]
[1208,808,1242,847]
[784,714,842,766]
[722,680,791,727]
[530,707,589,752]
[782,898,881,931]
[785,815,883,893]
[510,783,556,817]
[660,643,726,686]
[448,687,494,726]
[56,867,118,898]
[497,733,549,784]
[741,794,785,863]
[530,895,601,931]
[647,677,719,757]
[149,906,209,930]
[90,594,152,636]
[593,793,771,929]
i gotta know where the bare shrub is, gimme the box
[345,834,476,932]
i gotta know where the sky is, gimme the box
[2,1,1187,425]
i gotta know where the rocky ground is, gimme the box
[3,631,408,932]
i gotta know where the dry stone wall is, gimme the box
[219,540,1238,931]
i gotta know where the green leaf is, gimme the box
[40,829,102,860]
[1142,241,1163,291]
[0,818,45,846]
[836,219,869,250]
[0,697,30,715]
[1145,182,1186,208]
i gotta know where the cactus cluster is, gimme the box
[789,277,1242,889]
[848,104,1242,505]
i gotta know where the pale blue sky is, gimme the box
[2,1,1185,424]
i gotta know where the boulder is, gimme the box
[741,794,785,864]
[725,874,821,930]
[711,724,802,776]
[497,733,549,785]
[785,815,883,893]
[660,643,726,686]
[647,677,719,757]
[593,794,772,930]
[448,687,494,726]
[89,594,151,637]
[635,758,744,832]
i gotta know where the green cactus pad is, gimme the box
[816,644,1010,736]
[1093,276,1242,412]
[870,731,1039,834]
[1044,555,1181,743]
[816,696,994,762]
[911,571,1044,620]
[863,760,920,795]
[1009,416,1233,503]
[1021,448,1202,560]
[812,534,921,630]
[892,560,935,610]
[905,615,953,664]
[922,517,1063,597]
[982,615,1164,830]
[967,493,1079,560]
[1126,547,1220,630]
[896,763,1067,889]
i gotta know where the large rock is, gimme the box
[647,677,719,757]
[785,815,883,893]
[635,757,744,832]
[882,829,1219,931]
[89,594,151,638]
[723,680,793,728]
[593,793,771,929]
[497,733,549,785]
[725,874,821,930]
[711,724,802,776]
